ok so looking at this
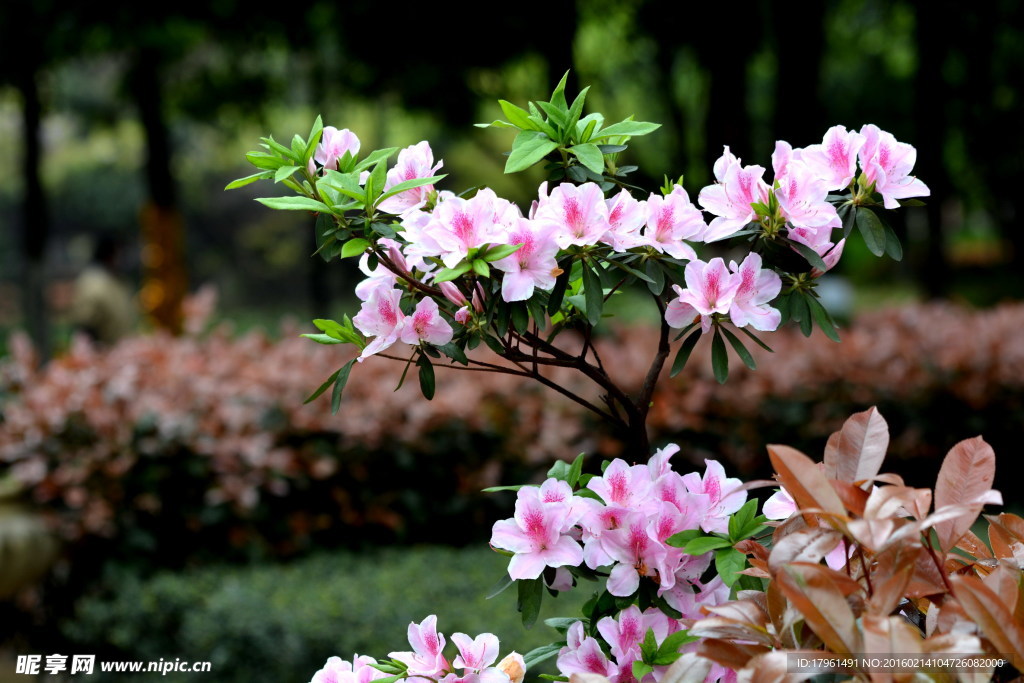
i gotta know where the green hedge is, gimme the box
[61,546,586,683]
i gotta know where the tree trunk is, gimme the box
[16,59,51,360]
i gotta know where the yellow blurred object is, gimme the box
[0,481,59,601]
[140,203,187,334]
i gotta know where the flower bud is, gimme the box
[497,652,526,683]
[307,159,317,176]
[439,282,468,307]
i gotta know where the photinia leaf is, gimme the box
[934,436,997,552]
[823,407,890,484]
[766,444,846,518]
[949,574,1024,667]
[776,563,862,654]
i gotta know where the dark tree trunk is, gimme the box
[132,49,187,333]
[912,0,952,299]
[16,59,51,360]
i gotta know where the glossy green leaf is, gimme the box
[329,360,356,414]
[505,131,560,174]
[341,238,371,259]
[711,328,729,383]
[569,143,605,175]
[255,196,330,212]
[856,207,886,256]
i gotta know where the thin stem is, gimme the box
[373,247,443,299]
[635,294,671,420]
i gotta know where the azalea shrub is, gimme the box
[225,73,1022,683]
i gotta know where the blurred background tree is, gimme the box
[1,0,1022,354]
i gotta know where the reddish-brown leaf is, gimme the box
[768,527,843,573]
[906,550,950,599]
[934,437,996,552]
[954,529,994,561]
[987,513,1024,561]
[740,651,823,683]
[695,639,769,671]
[830,480,870,517]
[982,561,1023,622]
[862,614,924,656]
[950,574,1024,670]
[658,653,712,683]
[866,561,915,617]
[823,407,889,484]
[776,563,862,655]
[768,445,847,519]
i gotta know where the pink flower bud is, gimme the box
[454,307,471,325]
[439,282,468,307]
[307,159,317,176]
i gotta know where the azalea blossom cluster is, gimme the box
[489,446,745,682]
[310,616,526,683]
[314,121,928,365]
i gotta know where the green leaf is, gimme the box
[303,366,343,404]
[581,260,603,326]
[665,529,701,548]
[669,328,702,378]
[498,100,535,130]
[261,136,297,161]
[475,120,517,130]
[593,119,661,139]
[523,643,563,669]
[376,174,448,207]
[354,147,400,173]
[882,219,904,261]
[486,573,515,600]
[225,171,272,190]
[544,617,580,633]
[683,536,732,555]
[546,265,572,315]
[417,353,435,400]
[517,578,543,629]
[505,131,559,174]
[329,360,356,415]
[472,259,490,278]
[711,328,729,384]
[256,196,331,212]
[839,204,857,238]
[715,548,747,587]
[300,333,344,345]
[481,484,525,493]
[341,238,371,259]
[274,165,301,183]
[482,243,523,262]
[304,115,324,163]
[576,113,603,142]
[658,630,698,655]
[898,198,926,207]
[740,327,773,352]
[789,239,828,272]
[565,86,590,135]
[246,152,288,170]
[805,295,841,342]
[433,262,473,284]
[645,259,666,295]
[856,207,886,256]
[720,327,757,370]
[566,453,585,488]
[550,71,570,110]
[632,662,655,681]
[569,143,605,175]
[547,459,571,481]
[437,342,468,365]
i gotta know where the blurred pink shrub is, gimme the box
[2,301,1023,559]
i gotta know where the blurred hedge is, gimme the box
[60,546,585,683]
[2,301,1023,574]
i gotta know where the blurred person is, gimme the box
[69,235,138,346]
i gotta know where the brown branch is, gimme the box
[373,247,443,298]
[635,294,671,422]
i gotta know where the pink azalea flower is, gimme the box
[800,125,866,191]
[662,575,730,620]
[438,281,469,307]
[315,127,361,171]
[534,182,611,249]
[580,499,631,569]
[355,238,406,301]
[698,147,770,242]
[603,511,669,596]
[352,288,405,361]
[310,655,391,683]
[727,253,782,332]
[773,148,841,233]
[557,622,617,681]
[641,186,706,260]
[389,615,449,678]
[858,124,931,209]
[663,258,740,333]
[602,190,647,251]
[586,459,653,509]
[492,218,561,302]
[399,298,454,347]
[405,189,508,268]
[377,141,443,215]
[490,489,583,580]
[681,459,747,534]
[452,632,500,673]
[596,606,670,665]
